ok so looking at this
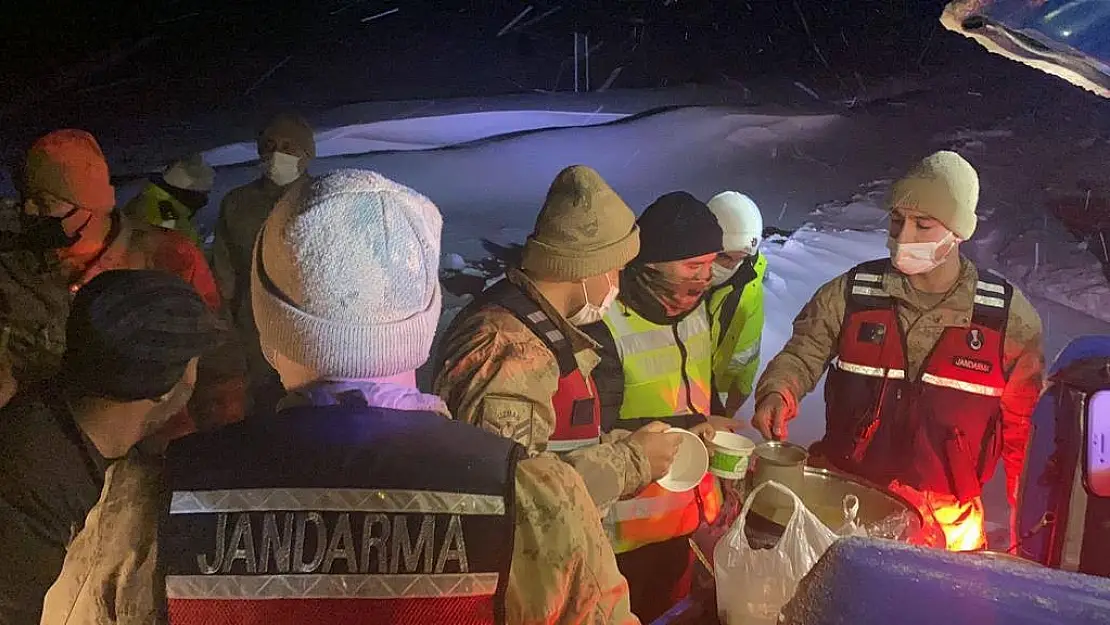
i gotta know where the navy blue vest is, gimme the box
[161,402,522,625]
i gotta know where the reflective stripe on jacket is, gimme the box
[602,301,714,420]
[754,256,1043,510]
[821,259,1010,502]
[163,385,521,625]
[434,269,653,511]
[599,301,721,553]
[708,253,766,409]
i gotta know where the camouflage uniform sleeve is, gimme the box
[754,273,847,411]
[40,452,167,625]
[435,312,649,510]
[1000,287,1044,506]
[434,312,559,445]
[508,456,640,625]
[560,436,652,509]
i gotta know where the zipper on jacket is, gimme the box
[673,325,698,416]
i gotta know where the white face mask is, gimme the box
[710,261,740,287]
[261,151,302,187]
[887,232,958,275]
[141,380,196,439]
[567,275,618,326]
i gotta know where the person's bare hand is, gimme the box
[630,421,682,480]
[751,393,794,441]
[708,414,742,433]
[691,415,744,446]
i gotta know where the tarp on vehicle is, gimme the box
[942,0,1110,98]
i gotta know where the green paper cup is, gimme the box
[709,432,756,479]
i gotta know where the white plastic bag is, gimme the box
[835,494,868,537]
[713,481,839,625]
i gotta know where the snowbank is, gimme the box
[202,110,629,166]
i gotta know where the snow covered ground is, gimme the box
[13,47,1103,536]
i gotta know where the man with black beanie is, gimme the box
[584,191,734,622]
[0,269,221,625]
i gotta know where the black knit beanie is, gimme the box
[62,269,223,401]
[635,191,723,263]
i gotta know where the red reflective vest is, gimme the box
[452,279,602,454]
[820,260,1010,502]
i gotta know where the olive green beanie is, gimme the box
[888,150,980,239]
[521,165,640,281]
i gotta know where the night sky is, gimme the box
[0,0,953,160]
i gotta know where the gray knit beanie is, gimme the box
[251,170,442,378]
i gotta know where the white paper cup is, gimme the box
[708,431,756,479]
[657,427,710,492]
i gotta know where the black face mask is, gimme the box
[19,206,91,251]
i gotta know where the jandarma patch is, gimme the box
[952,356,992,374]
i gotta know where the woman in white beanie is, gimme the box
[145,170,637,625]
[706,190,768,417]
[753,151,1044,552]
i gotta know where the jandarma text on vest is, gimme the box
[189,511,474,576]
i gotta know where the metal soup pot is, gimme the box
[749,441,809,515]
[743,467,928,546]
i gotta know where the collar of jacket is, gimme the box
[618,263,703,326]
[715,253,760,293]
[256,174,306,198]
[880,255,978,328]
[507,266,599,353]
[277,379,451,416]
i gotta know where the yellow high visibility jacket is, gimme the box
[122,183,202,245]
[600,301,722,553]
[708,253,767,410]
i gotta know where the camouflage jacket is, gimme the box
[755,257,1044,503]
[0,214,245,432]
[435,268,653,511]
[210,177,298,390]
[41,386,640,625]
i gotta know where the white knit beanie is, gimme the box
[251,169,443,378]
[708,191,763,255]
[888,151,979,240]
[162,153,215,192]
